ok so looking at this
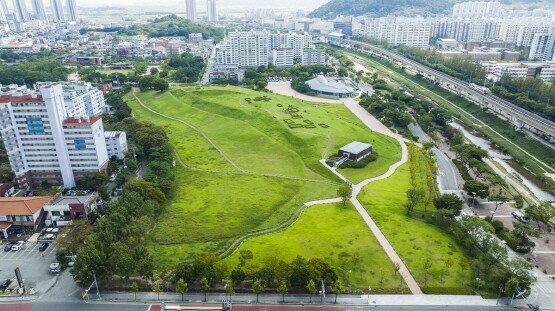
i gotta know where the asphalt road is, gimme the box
[407,123,459,191]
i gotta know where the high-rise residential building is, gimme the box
[0,83,109,188]
[529,27,555,61]
[36,82,106,118]
[498,18,552,47]
[206,0,218,22]
[452,1,503,18]
[364,16,431,48]
[185,0,197,22]
[31,0,48,23]
[302,48,326,66]
[0,1,8,24]
[65,0,77,22]
[271,48,294,68]
[12,0,28,22]
[268,32,313,59]
[215,31,269,68]
[50,0,64,22]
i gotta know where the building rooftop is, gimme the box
[49,194,96,205]
[340,141,372,154]
[0,196,53,216]
[63,116,101,126]
[0,94,44,103]
[104,131,123,138]
[307,75,354,94]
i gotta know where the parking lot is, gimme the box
[0,240,58,294]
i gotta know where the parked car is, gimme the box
[49,262,60,273]
[68,258,75,267]
[3,242,15,252]
[0,279,12,290]
[109,174,116,182]
[39,243,50,252]
[11,241,24,251]
[512,210,529,223]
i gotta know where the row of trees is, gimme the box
[146,251,346,303]
[0,56,70,85]
[138,75,170,92]
[163,53,205,83]
[492,75,555,121]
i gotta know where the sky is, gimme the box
[79,0,329,10]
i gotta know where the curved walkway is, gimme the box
[270,83,421,294]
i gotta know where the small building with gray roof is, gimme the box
[338,141,372,162]
[306,75,355,98]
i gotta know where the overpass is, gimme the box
[342,39,555,144]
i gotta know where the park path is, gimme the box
[339,98,422,295]
[267,82,342,104]
[270,82,421,294]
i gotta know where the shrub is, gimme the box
[422,287,475,295]
[339,153,378,169]
[491,220,505,234]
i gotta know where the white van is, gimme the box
[512,210,528,223]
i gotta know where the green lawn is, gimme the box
[225,202,407,291]
[98,69,134,75]
[126,86,401,272]
[358,149,473,289]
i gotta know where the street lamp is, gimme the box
[490,211,496,221]
[367,287,372,305]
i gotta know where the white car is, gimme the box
[109,174,116,182]
[11,241,24,251]
[49,263,60,273]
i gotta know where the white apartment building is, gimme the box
[364,16,431,48]
[63,116,108,177]
[65,0,78,22]
[529,27,555,61]
[302,48,326,65]
[207,0,218,22]
[215,31,268,68]
[268,32,313,59]
[36,82,105,118]
[498,19,552,47]
[271,48,294,68]
[104,131,128,160]
[452,1,503,18]
[50,0,65,22]
[0,83,109,188]
[481,61,555,82]
[185,0,197,22]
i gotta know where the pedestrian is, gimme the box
[41,252,44,258]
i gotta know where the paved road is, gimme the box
[407,123,459,191]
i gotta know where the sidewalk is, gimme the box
[95,291,501,307]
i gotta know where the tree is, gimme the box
[332,280,345,304]
[278,280,288,303]
[153,280,162,301]
[405,188,424,215]
[504,277,519,300]
[252,279,264,303]
[200,277,210,302]
[525,202,555,230]
[337,184,352,206]
[433,193,464,216]
[152,78,169,92]
[512,222,540,246]
[150,67,159,75]
[176,278,187,301]
[306,279,316,303]
[226,281,235,300]
[463,180,490,199]
[130,281,139,300]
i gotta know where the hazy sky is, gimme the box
[79,0,329,10]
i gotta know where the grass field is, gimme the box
[125,86,402,272]
[98,69,134,75]
[358,148,473,289]
[225,202,407,291]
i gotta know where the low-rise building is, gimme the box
[437,38,459,50]
[104,131,128,160]
[0,196,52,238]
[338,141,373,162]
[43,194,97,227]
[306,75,355,98]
